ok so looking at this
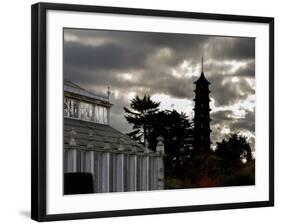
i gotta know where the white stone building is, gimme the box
[63,80,165,193]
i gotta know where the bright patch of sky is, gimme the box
[151,94,194,117]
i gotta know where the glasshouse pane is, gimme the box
[94,106,99,123]
[73,100,79,118]
[80,102,93,121]
[98,106,104,124]
[103,107,108,124]
[68,99,74,117]
[64,98,68,117]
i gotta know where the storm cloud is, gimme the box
[64,28,255,150]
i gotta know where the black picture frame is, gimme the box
[31,2,274,222]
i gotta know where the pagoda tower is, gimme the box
[193,57,212,152]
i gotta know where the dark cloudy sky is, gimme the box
[63,28,255,150]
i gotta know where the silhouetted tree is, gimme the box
[215,132,253,174]
[147,110,193,179]
[124,95,160,145]
[124,96,193,180]
[124,95,255,188]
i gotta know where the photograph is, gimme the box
[63,28,255,194]
[30,2,274,221]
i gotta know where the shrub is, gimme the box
[64,172,94,194]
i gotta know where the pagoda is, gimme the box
[193,57,212,152]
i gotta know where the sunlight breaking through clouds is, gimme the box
[64,28,255,151]
[151,94,194,117]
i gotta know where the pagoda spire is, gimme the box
[201,56,204,74]
[194,56,210,85]
[193,57,212,152]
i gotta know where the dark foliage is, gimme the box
[124,95,193,179]
[148,110,193,178]
[215,132,253,174]
[124,95,255,188]
[191,133,255,187]
[224,160,255,186]
[124,95,160,145]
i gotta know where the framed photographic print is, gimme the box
[31,2,274,222]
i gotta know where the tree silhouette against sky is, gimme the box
[124,95,254,188]
[124,95,160,145]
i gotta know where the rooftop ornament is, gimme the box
[117,137,124,151]
[156,136,165,155]
[131,145,138,153]
[144,140,150,154]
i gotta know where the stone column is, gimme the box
[156,156,164,190]
[93,151,99,193]
[80,150,86,172]
[156,136,165,190]
[115,153,124,192]
[128,154,137,191]
[85,150,95,191]
[66,127,78,173]
[140,155,149,191]
[149,157,157,190]
[99,152,110,193]
[85,150,95,173]
[66,149,77,172]
[85,130,96,192]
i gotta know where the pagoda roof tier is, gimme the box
[193,108,212,111]
[193,89,211,93]
[193,98,211,102]
[194,72,211,85]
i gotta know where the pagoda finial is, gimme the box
[201,56,204,74]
